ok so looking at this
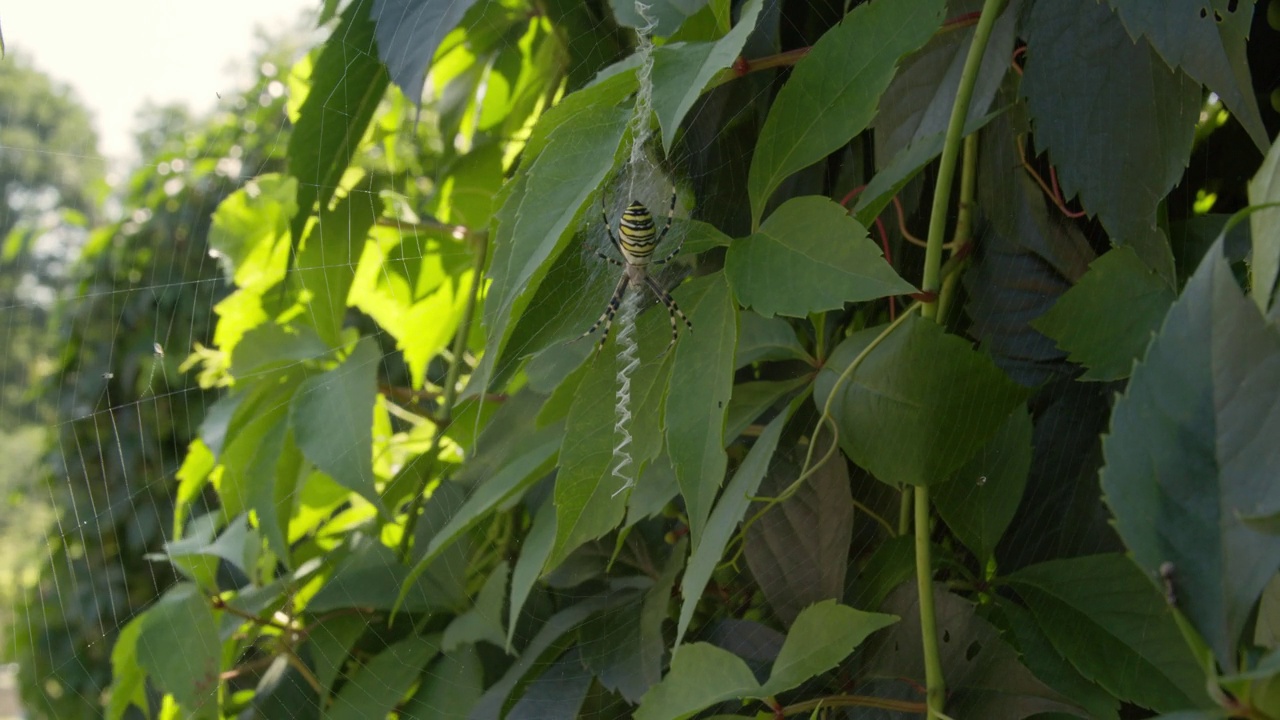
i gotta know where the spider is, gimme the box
[575,190,693,351]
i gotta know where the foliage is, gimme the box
[31,0,1280,718]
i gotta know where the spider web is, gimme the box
[0,0,1138,719]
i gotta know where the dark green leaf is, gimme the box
[650,0,763,151]
[507,647,592,720]
[677,398,795,645]
[314,534,457,613]
[726,196,915,317]
[1249,130,1280,314]
[735,312,810,368]
[1101,240,1280,669]
[744,436,853,626]
[609,0,708,36]
[1006,554,1211,712]
[872,0,1018,164]
[724,377,808,443]
[933,405,1031,563]
[865,582,1086,718]
[747,0,944,224]
[304,612,366,696]
[665,273,737,541]
[508,500,556,649]
[288,0,389,243]
[1032,246,1176,381]
[473,592,636,719]
[324,633,439,720]
[1108,0,1268,152]
[370,0,481,106]
[1023,0,1199,283]
[581,538,685,702]
[290,337,383,509]
[135,583,221,717]
[815,314,1028,487]
[249,656,320,720]
[442,562,508,652]
[106,617,146,720]
[988,601,1120,720]
[401,645,485,719]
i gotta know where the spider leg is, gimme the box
[595,251,624,267]
[643,274,692,353]
[600,192,623,256]
[652,191,683,265]
[574,273,630,350]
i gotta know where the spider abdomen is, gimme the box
[618,200,657,264]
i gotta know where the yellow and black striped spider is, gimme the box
[576,191,692,350]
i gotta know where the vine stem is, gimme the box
[398,235,488,559]
[915,1,1006,717]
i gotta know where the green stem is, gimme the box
[898,490,912,536]
[915,2,1006,718]
[398,236,488,559]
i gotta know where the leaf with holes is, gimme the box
[1022,0,1199,282]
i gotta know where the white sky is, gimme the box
[3,0,319,170]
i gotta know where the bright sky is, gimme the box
[3,0,318,171]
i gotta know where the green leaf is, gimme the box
[370,0,481,107]
[287,0,388,243]
[135,583,221,717]
[634,643,759,720]
[1249,129,1280,314]
[208,174,298,290]
[638,600,896,720]
[726,196,915,317]
[107,617,147,720]
[294,189,378,347]
[1100,240,1280,670]
[1006,554,1211,712]
[249,656,320,720]
[1022,0,1199,283]
[506,647,592,719]
[313,533,457,613]
[760,599,897,694]
[323,633,439,720]
[290,337,383,510]
[650,0,763,152]
[747,0,944,224]
[548,308,672,568]
[442,562,508,652]
[508,500,556,649]
[1032,246,1176,381]
[665,273,737,542]
[735,312,810,368]
[474,592,636,719]
[677,398,795,646]
[933,406,1032,563]
[744,437,853,626]
[815,314,1028,487]
[1108,0,1269,152]
[481,98,630,376]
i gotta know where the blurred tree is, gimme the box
[6,42,298,718]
